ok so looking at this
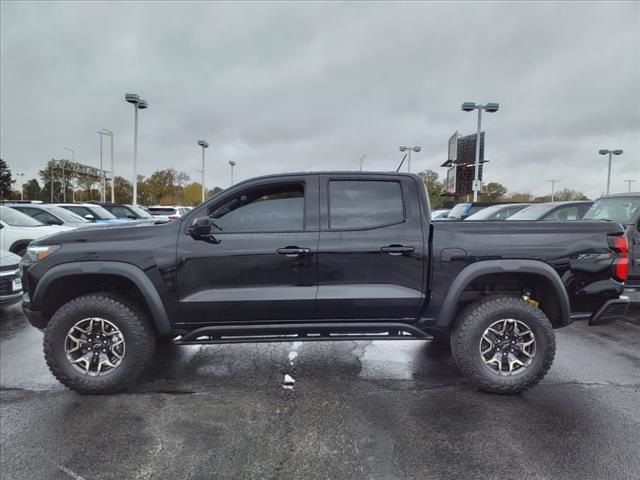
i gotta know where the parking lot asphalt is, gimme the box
[1,301,639,480]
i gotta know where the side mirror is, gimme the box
[127,214,137,219]
[84,214,95,221]
[46,218,63,225]
[187,217,212,238]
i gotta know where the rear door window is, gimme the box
[328,180,404,229]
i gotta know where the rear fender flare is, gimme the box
[436,259,571,328]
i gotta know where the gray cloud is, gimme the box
[1,1,638,197]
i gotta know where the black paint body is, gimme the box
[20,172,629,335]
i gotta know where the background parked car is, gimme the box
[465,203,531,221]
[430,209,450,220]
[7,203,91,227]
[147,205,192,221]
[99,202,156,220]
[0,250,23,306]
[583,192,640,288]
[0,206,73,256]
[507,201,593,221]
[443,202,498,221]
[55,203,131,224]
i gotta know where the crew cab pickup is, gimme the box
[20,172,631,394]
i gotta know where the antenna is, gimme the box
[396,153,408,172]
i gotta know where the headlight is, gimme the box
[25,245,60,262]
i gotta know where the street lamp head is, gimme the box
[412,146,422,153]
[612,149,623,155]
[461,102,476,112]
[229,161,236,166]
[125,93,140,104]
[598,149,609,155]
[484,102,500,113]
[198,140,209,148]
[137,99,148,109]
[101,129,113,136]
[399,146,408,152]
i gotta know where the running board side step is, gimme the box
[175,322,431,345]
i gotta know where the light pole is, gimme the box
[548,179,559,202]
[598,149,623,195]
[100,130,114,202]
[398,146,421,173]
[461,101,499,202]
[624,179,637,192]
[229,161,236,186]
[17,173,25,200]
[125,94,148,205]
[97,131,109,202]
[359,154,367,171]
[63,147,74,202]
[197,140,209,202]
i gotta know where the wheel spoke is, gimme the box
[65,318,125,377]
[479,318,536,377]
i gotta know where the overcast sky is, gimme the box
[1,1,638,198]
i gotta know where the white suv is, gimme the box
[0,206,73,256]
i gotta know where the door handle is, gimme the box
[381,245,415,256]
[277,246,312,257]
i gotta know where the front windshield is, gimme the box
[583,197,640,223]
[507,204,553,221]
[447,203,470,220]
[127,205,153,218]
[47,206,89,223]
[0,206,45,227]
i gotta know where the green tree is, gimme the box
[23,179,42,201]
[554,189,589,201]
[183,182,204,206]
[481,182,508,202]
[507,192,534,202]
[113,176,133,204]
[209,186,224,197]
[417,170,445,209]
[0,158,14,199]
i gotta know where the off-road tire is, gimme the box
[451,295,555,394]
[43,293,155,394]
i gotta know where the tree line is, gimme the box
[1,159,587,207]
[0,158,223,205]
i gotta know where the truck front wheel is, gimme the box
[43,294,155,394]
[451,296,556,394]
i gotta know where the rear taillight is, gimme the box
[608,235,629,282]
[168,215,179,220]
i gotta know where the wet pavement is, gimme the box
[1,301,639,480]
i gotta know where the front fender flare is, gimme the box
[32,261,171,335]
[436,259,571,328]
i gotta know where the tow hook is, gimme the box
[522,290,540,308]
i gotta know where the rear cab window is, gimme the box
[328,180,404,230]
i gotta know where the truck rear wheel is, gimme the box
[451,296,555,394]
[43,294,155,394]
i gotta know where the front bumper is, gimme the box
[22,303,48,329]
[589,296,631,326]
[0,292,23,307]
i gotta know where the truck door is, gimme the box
[176,175,320,323]
[315,175,426,320]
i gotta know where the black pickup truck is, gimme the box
[20,172,631,394]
